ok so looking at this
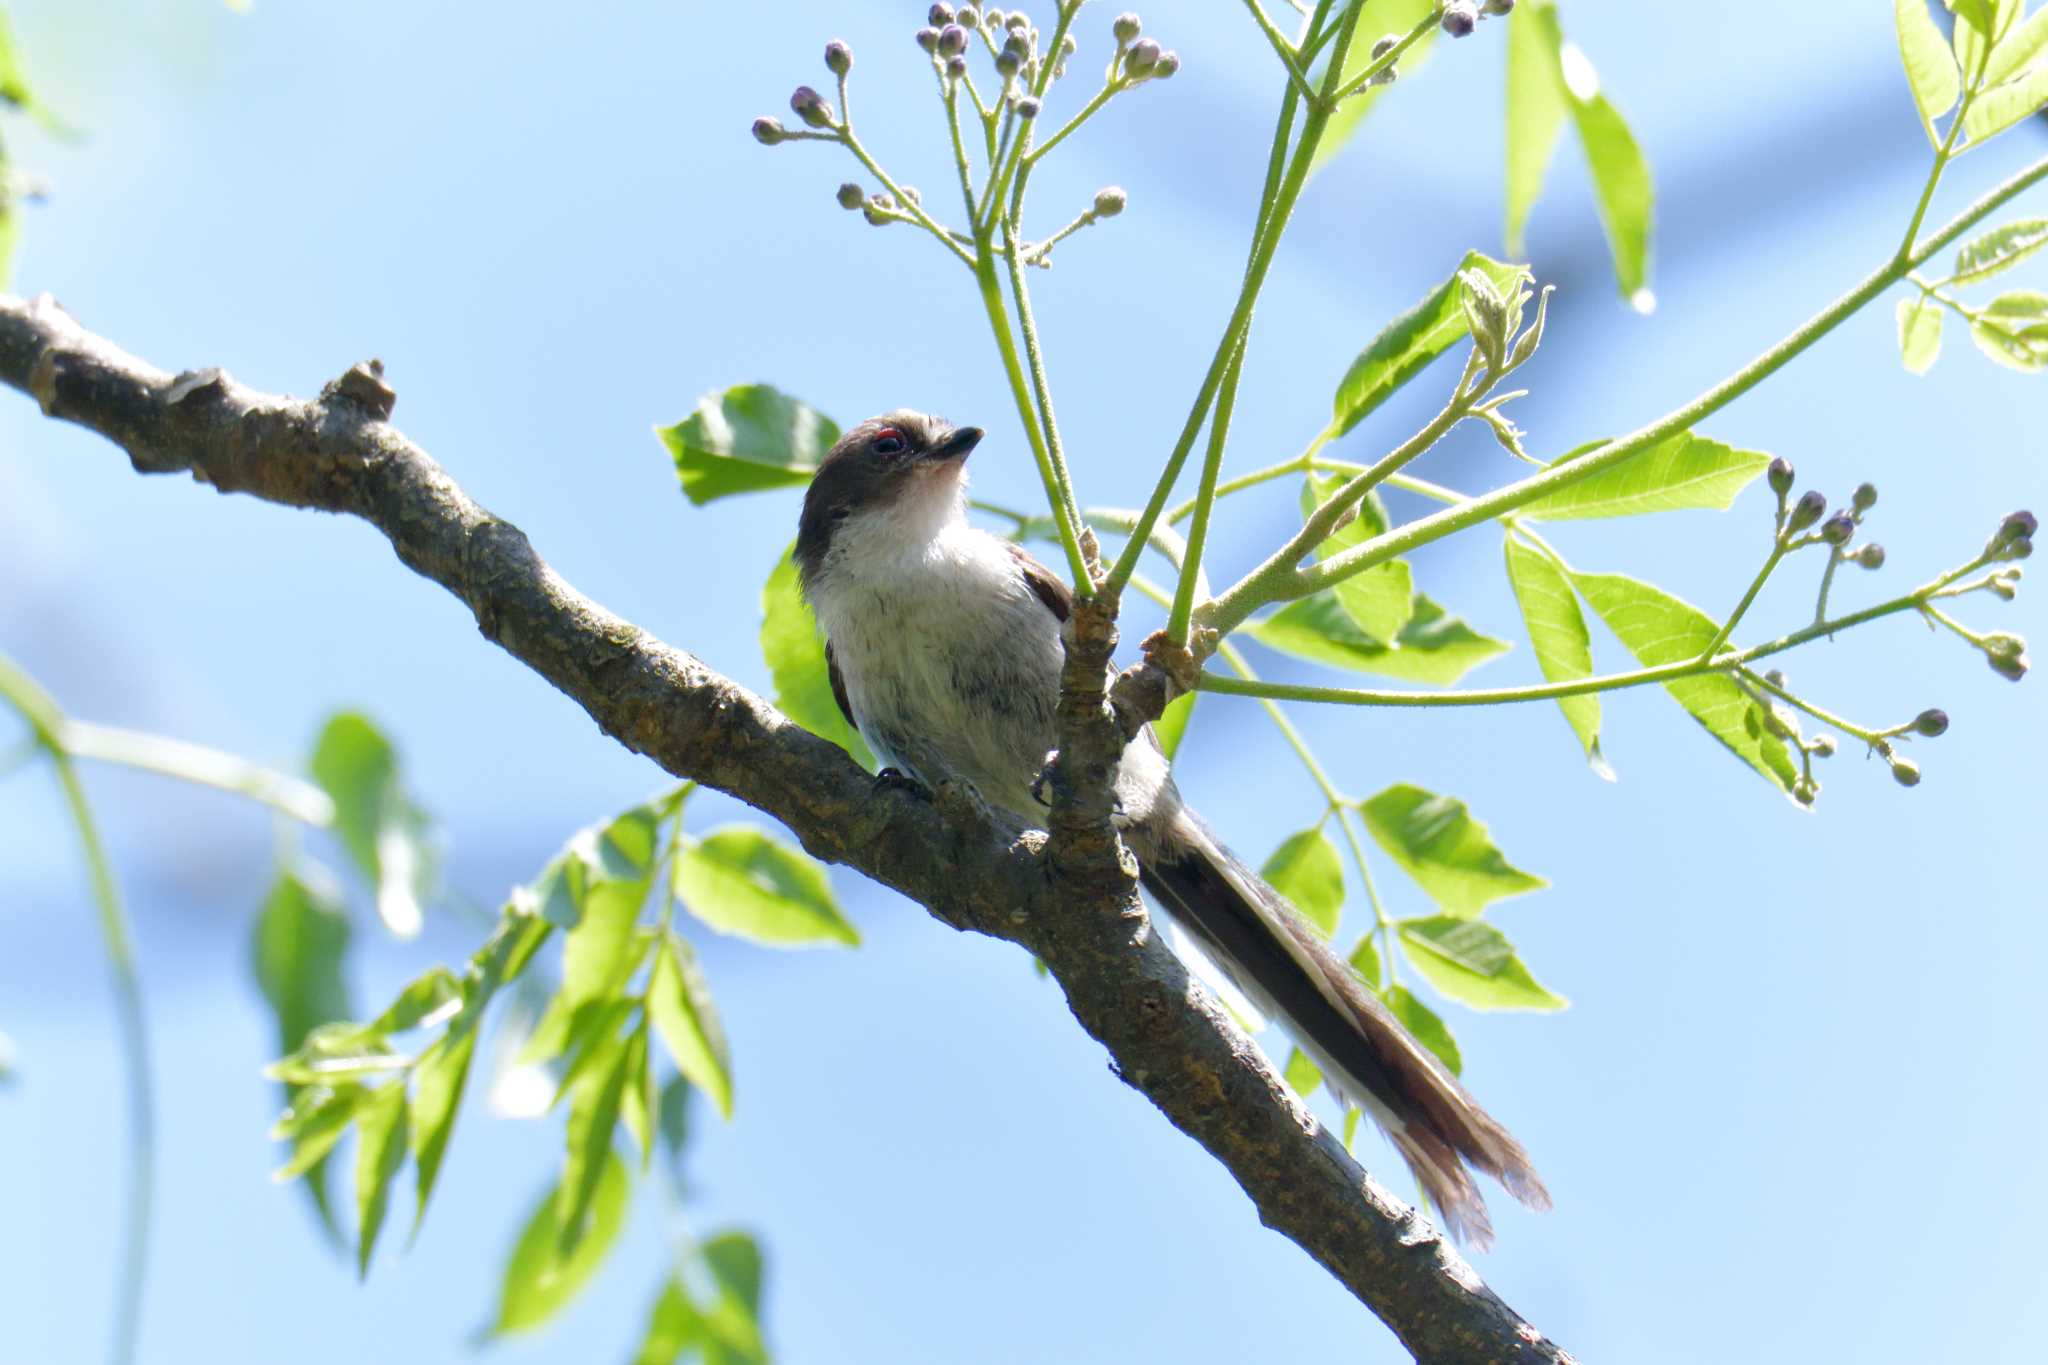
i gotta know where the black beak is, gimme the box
[926,426,984,462]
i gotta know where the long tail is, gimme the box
[1137,808,1549,1249]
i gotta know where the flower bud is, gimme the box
[863,193,896,226]
[751,116,787,145]
[1821,511,1856,547]
[1371,34,1400,59]
[937,23,969,56]
[1763,669,1788,689]
[1152,50,1180,78]
[1851,542,1886,569]
[836,182,865,210]
[986,8,1005,26]
[1007,12,1031,30]
[1113,12,1142,43]
[1441,1,1479,37]
[956,5,980,26]
[916,26,941,52]
[2011,538,2036,561]
[1889,755,1922,788]
[900,185,922,206]
[1989,649,2029,682]
[1767,457,1794,496]
[1786,489,1827,534]
[1015,95,1042,118]
[1983,631,2027,660]
[1061,33,1078,56]
[1792,776,1819,806]
[1126,37,1161,76]
[929,3,955,23]
[1852,482,1878,513]
[1481,0,1517,13]
[790,85,835,128]
[946,54,969,79]
[1809,735,1838,758]
[1093,186,1128,217]
[1992,509,2037,558]
[824,40,853,76]
[997,48,1022,77]
[1368,66,1398,86]
[1911,708,1949,738]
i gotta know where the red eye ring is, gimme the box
[872,426,906,455]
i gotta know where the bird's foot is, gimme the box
[872,767,934,802]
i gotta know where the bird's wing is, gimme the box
[825,640,858,733]
[1003,540,1072,622]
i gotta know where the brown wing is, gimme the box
[825,640,858,733]
[1004,541,1072,622]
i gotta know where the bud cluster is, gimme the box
[1442,0,1517,38]
[1112,14,1180,83]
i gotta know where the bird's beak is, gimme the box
[925,426,984,462]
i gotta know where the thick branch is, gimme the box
[0,293,1568,1364]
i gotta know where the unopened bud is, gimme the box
[1983,631,2027,660]
[1991,571,2019,601]
[916,26,941,52]
[1015,94,1041,118]
[1821,511,1856,547]
[1786,489,1827,534]
[1093,186,1127,217]
[1441,1,1480,37]
[1152,49,1179,78]
[1113,12,1141,43]
[1989,649,2029,682]
[946,54,969,79]
[985,7,1005,26]
[956,4,980,24]
[1371,34,1400,58]
[1125,37,1161,75]
[997,48,1022,77]
[1763,669,1788,689]
[1368,66,1398,86]
[1851,542,1886,569]
[1060,34,1078,56]
[1911,708,1949,737]
[790,85,835,128]
[863,193,896,226]
[1792,776,1819,806]
[836,182,865,210]
[1007,12,1030,31]
[1852,482,1878,513]
[929,3,955,23]
[1767,457,1794,496]
[937,23,969,56]
[1890,755,1922,788]
[1992,509,2037,558]
[751,116,787,145]
[900,185,921,206]
[1481,0,1517,13]
[824,40,853,76]
[1809,735,1838,758]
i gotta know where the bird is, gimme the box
[795,408,1548,1247]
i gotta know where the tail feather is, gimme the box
[1138,809,1548,1249]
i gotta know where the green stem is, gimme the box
[1169,336,1249,640]
[1021,80,1120,167]
[1239,0,1320,104]
[1899,85,1974,258]
[1200,148,2048,638]
[837,127,977,269]
[58,720,335,826]
[999,227,1089,582]
[1700,541,1788,661]
[1742,668,1884,747]
[1330,10,1437,102]
[972,256,1089,584]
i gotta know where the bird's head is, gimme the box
[796,409,983,584]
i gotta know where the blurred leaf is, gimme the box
[1984,4,2048,85]
[1570,571,1802,794]
[660,384,839,506]
[353,1082,410,1278]
[675,826,858,948]
[1948,218,2048,285]
[367,967,461,1037]
[1245,593,1509,686]
[1398,916,1568,1011]
[1951,0,2008,80]
[704,1233,764,1314]
[619,1018,656,1167]
[633,1279,704,1365]
[1384,985,1462,1075]
[550,998,639,1109]
[252,868,354,1237]
[1152,691,1196,761]
[1962,59,2048,141]
[1968,289,2048,370]
[648,931,734,1119]
[1330,251,1529,438]
[1348,933,1382,990]
[1310,0,1440,173]
[762,545,874,769]
[1897,0,1962,148]
[1897,296,1945,375]
[1519,431,1769,520]
[521,802,665,1064]
[1505,4,1570,255]
[1357,784,1545,919]
[269,1084,367,1183]
[409,1029,477,1234]
[1283,1046,1322,1099]
[1259,829,1345,938]
[1302,473,1412,642]
[699,1232,769,1363]
[487,1154,630,1338]
[657,1076,694,1185]
[310,712,437,939]
[559,1022,632,1257]
[1503,535,1610,776]
[266,1024,406,1086]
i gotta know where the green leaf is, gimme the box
[647,931,734,1119]
[367,967,461,1037]
[1569,571,1802,794]
[698,1232,769,1363]
[1348,933,1382,990]
[1302,474,1412,642]
[1283,1047,1323,1099]
[1259,829,1345,938]
[1330,251,1530,438]
[657,1077,694,1184]
[1503,535,1610,776]
[1962,58,2048,141]
[1152,691,1196,761]
[353,1082,410,1278]
[310,712,437,939]
[1384,985,1461,1076]
[1519,431,1770,520]
[1898,295,1945,375]
[704,1233,765,1314]
[1245,592,1509,686]
[1357,784,1545,919]
[1948,218,2048,285]
[270,1084,368,1183]
[1398,916,1568,1011]
[1566,82,1654,303]
[486,1154,630,1338]
[1309,0,1440,173]
[251,869,354,1235]
[1898,0,1963,148]
[674,826,858,947]
[559,1021,633,1257]
[1505,3,1571,255]
[408,1028,477,1233]
[762,544,874,769]
[659,384,840,507]
[1969,289,2048,370]
[618,1018,656,1167]
[520,802,664,1063]
[632,1280,704,1365]
[1984,4,2048,86]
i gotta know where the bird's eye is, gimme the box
[872,427,907,456]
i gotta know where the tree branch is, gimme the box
[0,292,1570,1365]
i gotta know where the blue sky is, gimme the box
[3,2,2045,1362]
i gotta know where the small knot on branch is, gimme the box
[167,367,232,409]
[325,359,395,419]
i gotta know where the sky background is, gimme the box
[3,2,2045,1362]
